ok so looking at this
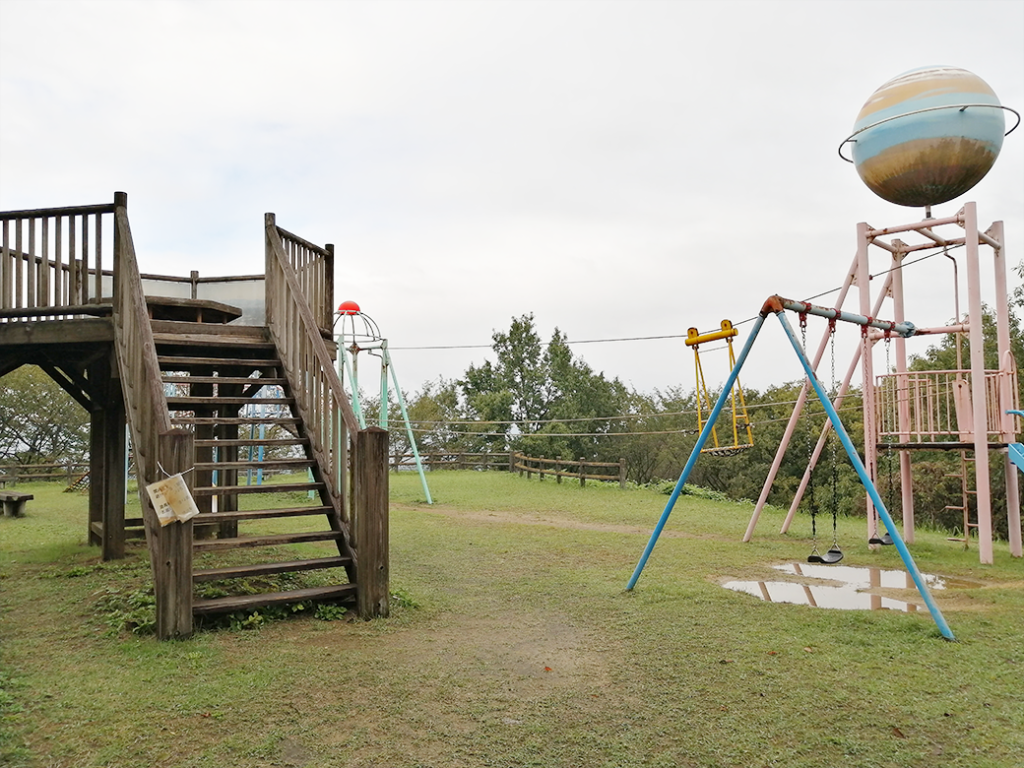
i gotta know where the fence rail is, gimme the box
[511,452,627,488]
[0,462,90,483]
[390,452,510,472]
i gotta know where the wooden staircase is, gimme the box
[1,193,389,639]
[153,318,358,618]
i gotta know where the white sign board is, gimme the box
[145,473,200,527]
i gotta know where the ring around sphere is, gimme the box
[839,67,1018,207]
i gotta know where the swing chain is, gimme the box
[884,333,896,515]
[829,322,840,549]
[802,312,820,556]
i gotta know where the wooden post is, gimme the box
[579,457,586,488]
[556,460,562,484]
[619,458,627,489]
[152,430,194,640]
[324,244,336,331]
[101,358,126,560]
[355,427,389,619]
[88,406,105,547]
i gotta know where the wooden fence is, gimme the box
[0,462,90,484]
[511,452,627,488]
[390,452,510,472]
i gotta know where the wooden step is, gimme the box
[171,416,300,426]
[150,320,266,338]
[192,529,342,551]
[192,584,356,615]
[193,458,314,472]
[193,481,324,497]
[194,437,309,448]
[167,396,295,408]
[192,505,333,523]
[161,375,288,387]
[192,556,350,583]
[153,331,277,350]
[159,355,282,369]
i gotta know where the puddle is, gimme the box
[722,563,981,613]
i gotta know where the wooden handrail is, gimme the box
[265,214,359,521]
[0,202,115,220]
[112,192,192,638]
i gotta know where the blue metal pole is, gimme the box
[627,313,768,590]
[774,311,956,641]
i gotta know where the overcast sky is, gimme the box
[2,0,1022,397]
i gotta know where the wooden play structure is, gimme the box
[0,192,389,639]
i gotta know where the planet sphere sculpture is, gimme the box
[849,66,1007,207]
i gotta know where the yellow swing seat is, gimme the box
[686,319,755,456]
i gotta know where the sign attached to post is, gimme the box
[145,473,200,527]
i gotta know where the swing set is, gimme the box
[627,295,957,641]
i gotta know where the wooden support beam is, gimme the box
[102,354,126,560]
[151,430,194,640]
[355,427,389,620]
[89,405,104,547]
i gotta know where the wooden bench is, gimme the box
[0,490,33,517]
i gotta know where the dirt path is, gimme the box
[391,501,706,539]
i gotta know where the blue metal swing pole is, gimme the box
[627,313,769,590]
[773,309,956,641]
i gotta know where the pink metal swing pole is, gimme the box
[991,218,1024,558]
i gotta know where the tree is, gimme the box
[459,314,630,458]
[0,365,91,466]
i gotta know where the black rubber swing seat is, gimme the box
[868,533,894,546]
[808,547,844,564]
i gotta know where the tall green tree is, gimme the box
[459,314,630,457]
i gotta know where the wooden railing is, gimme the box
[266,213,388,617]
[390,452,510,472]
[111,192,194,639]
[1,202,115,319]
[265,214,360,513]
[511,452,627,488]
[876,368,1019,442]
[274,224,335,333]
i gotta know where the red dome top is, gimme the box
[338,300,361,315]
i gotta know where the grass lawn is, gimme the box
[1,471,1022,767]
